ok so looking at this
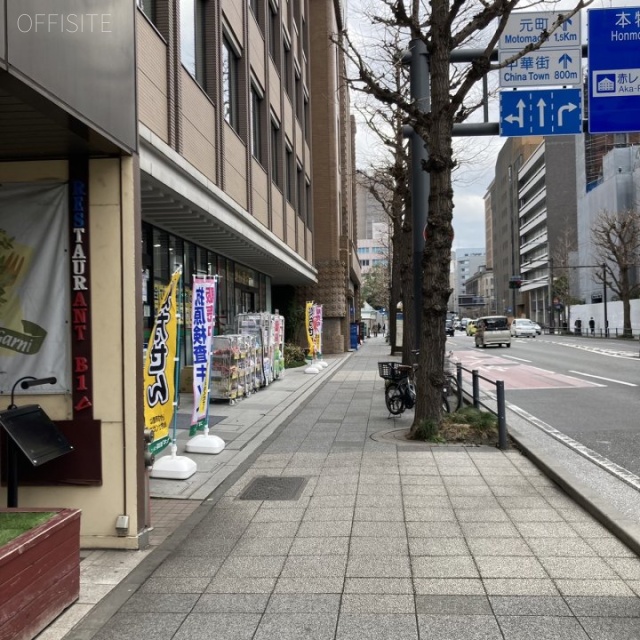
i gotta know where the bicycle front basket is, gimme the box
[377,361,408,381]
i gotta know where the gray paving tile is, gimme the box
[252,507,306,522]
[401,477,446,489]
[255,613,335,640]
[413,579,486,595]
[555,580,636,597]
[461,522,521,538]
[175,613,260,640]
[412,556,479,578]
[152,555,226,577]
[415,595,492,615]
[242,521,301,537]
[281,554,347,578]
[140,577,211,594]
[309,495,356,508]
[417,614,503,640]
[504,508,564,522]
[579,616,640,639]
[404,495,453,508]
[266,594,341,613]
[304,507,355,521]
[192,594,270,613]
[289,536,350,555]
[357,494,404,507]
[496,615,590,640]
[351,521,407,537]
[606,557,640,580]
[346,555,411,578]
[120,593,199,613]
[525,537,596,557]
[566,596,640,617]
[569,520,616,537]
[446,485,494,496]
[466,537,532,557]
[350,536,409,555]
[217,555,286,578]
[341,594,415,613]
[515,522,579,538]
[476,556,547,579]
[483,579,560,596]
[205,577,276,593]
[91,613,186,640]
[230,536,294,556]
[587,537,638,558]
[297,520,353,537]
[336,614,418,640]
[405,507,457,522]
[539,556,617,580]
[344,578,414,594]
[455,509,510,523]
[355,506,404,521]
[497,497,551,510]
[409,537,468,556]
[274,577,344,593]
[489,596,572,616]
[406,521,463,538]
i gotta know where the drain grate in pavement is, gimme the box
[239,476,308,501]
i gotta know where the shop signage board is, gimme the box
[588,7,640,133]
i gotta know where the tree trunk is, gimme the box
[410,1,454,437]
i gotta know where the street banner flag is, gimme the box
[144,269,181,454]
[313,304,323,356]
[305,301,315,357]
[190,277,217,435]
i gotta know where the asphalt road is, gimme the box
[448,331,640,477]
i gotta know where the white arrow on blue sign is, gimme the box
[500,88,583,137]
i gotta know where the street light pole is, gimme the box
[549,257,554,334]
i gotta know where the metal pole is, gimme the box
[7,439,18,508]
[408,38,430,352]
[549,258,554,334]
[496,380,508,450]
[602,263,608,337]
[456,362,463,406]
[472,369,480,409]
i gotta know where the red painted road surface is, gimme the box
[451,351,602,390]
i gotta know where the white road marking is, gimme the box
[569,371,637,387]
[503,355,532,363]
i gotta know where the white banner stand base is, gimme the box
[186,427,225,454]
[150,443,197,480]
[317,360,328,369]
[305,363,320,374]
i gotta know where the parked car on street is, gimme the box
[510,318,537,338]
[445,319,455,337]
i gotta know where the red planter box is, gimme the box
[0,508,81,640]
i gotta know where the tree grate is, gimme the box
[239,476,308,501]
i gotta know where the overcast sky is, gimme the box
[350,0,633,252]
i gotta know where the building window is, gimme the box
[271,118,281,188]
[250,84,265,164]
[297,164,304,221]
[303,93,310,142]
[294,68,302,121]
[283,36,292,96]
[222,36,240,130]
[306,179,312,229]
[285,143,294,203]
[180,0,205,83]
[137,0,156,24]
[268,2,280,67]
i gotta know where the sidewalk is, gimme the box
[56,337,640,639]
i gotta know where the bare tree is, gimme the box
[551,226,580,331]
[591,208,640,338]
[340,0,587,436]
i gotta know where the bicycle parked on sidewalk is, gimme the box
[377,352,461,416]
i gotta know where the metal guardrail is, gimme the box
[453,362,508,450]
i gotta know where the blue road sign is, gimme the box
[500,89,582,137]
[588,8,640,134]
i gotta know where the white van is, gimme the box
[474,315,511,348]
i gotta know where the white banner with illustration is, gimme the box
[190,276,217,436]
[0,183,70,394]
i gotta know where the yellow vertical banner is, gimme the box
[144,270,181,454]
[305,301,315,357]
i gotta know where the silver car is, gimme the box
[510,319,537,338]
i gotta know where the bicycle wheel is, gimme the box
[444,374,462,412]
[385,383,406,415]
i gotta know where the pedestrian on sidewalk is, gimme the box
[589,316,595,336]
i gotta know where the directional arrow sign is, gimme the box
[499,11,581,51]
[499,49,582,88]
[500,88,582,137]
